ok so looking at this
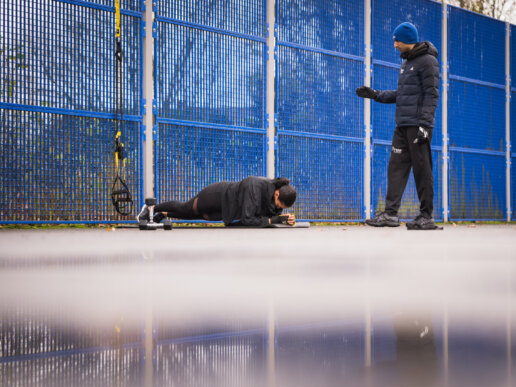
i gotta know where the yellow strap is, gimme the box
[115,0,121,39]
[115,130,122,168]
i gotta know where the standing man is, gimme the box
[356,22,440,230]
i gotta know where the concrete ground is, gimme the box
[0,224,514,327]
[0,224,515,387]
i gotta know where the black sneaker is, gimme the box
[406,215,439,230]
[137,204,150,222]
[153,212,165,224]
[365,212,400,227]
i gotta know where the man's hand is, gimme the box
[356,86,378,99]
[285,213,296,225]
[413,127,429,144]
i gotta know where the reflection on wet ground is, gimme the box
[0,226,514,386]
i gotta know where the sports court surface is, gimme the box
[0,225,514,387]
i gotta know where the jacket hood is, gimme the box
[401,41,438,60]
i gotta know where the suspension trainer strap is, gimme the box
[111,0,133,216]
[114,0,124,166]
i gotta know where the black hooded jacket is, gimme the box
[222,176,282,227]
[375,41,440,129]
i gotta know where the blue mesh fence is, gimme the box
[371,0,443,220]
[155,124,266,203]
[0,0,144,223]
[371,65,398,142]
[449,151,506,220]
[0,111,142,221]
[512,25,516,220]
[448,81,505,151]
[0,0,513,222]
[448,5,506,220]
[372,0,442,64]
[154,320,266,386]
[448,6,506,86]
[513,156,516,220]
[276,321,365,386]
[512,89,515,220]
[277,135,364,220]
[276,0,364,56]
[0,257,145,386]
[275,0,364,221]
[153,0,267,205]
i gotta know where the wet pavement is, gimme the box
[0,224,515,387]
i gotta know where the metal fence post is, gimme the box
[364,0,372,220]
[442,0,449,223]
[143,0,155,199]
[506,22,511,222]
[267,302,276,387]
[266,0,276,179]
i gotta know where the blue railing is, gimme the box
[0,0,513,223]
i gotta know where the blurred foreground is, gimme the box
[0,225,515,387]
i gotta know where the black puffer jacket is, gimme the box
[222,176,282,227]
[375,41,440,129]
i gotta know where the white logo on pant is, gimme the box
[392,146,403,154]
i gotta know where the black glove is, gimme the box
[270,215,289,224]
[153,212,165,223]
[413,127,430,144]
[355,86,378,99]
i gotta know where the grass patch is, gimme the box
[0,224,101,230]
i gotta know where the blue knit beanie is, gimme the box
[393,22,418,44]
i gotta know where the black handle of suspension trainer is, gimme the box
[115,140,125,161]
[115,38,122,61]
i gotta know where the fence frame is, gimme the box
[0,0,513,223]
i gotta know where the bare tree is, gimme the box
[444,0,516,23]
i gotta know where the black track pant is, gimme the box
[385,126,434,218]
[154,182,227,221]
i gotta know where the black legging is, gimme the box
[154,182,227,220]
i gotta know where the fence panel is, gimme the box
[275,0,364,221]
[0,0,513,223]
[371,0,443,220]
[276,321,366,386]
[448,6,506,220]
[155,321,266,386]
[0,257,144,386]
[511,25,516,221]
[153,0,267,205]
[0,0,144,223]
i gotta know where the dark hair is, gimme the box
[272,177,290,189]
[278,184,297,207]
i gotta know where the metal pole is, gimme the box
[365,256,372,369]
[506,22,511,222]
[267,302,276,387]
[266,0,276,179]
[506,260,514,386]
[142,249,155,387]
[142,2,155,381]
[143,0,155,199]
[442,1,449,223]
[506,257,512,387]
[442,7,449,380]
[364,0,372,219]
[143,302,154,387]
